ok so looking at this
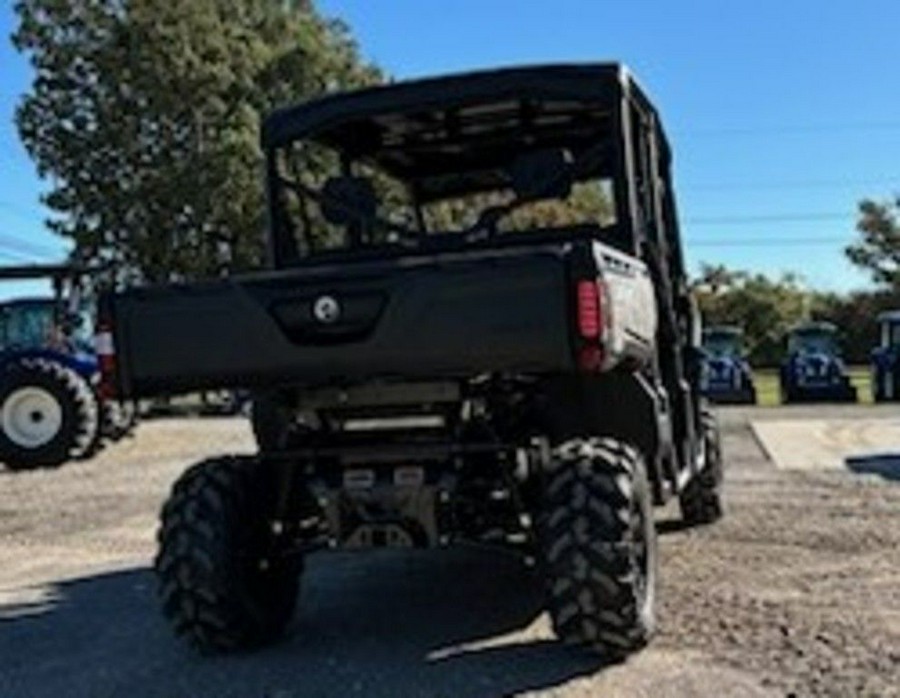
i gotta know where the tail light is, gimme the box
[95,318,117,400]
[575,278,608,371]
[577,280,601,339]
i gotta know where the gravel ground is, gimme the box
[1,407,899,698]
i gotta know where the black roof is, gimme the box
[261,62,664,150]
[261,63,667,201]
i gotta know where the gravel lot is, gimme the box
[1,407,899,698]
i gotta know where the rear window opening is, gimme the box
[269,97,620,263]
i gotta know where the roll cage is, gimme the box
[260,63,688,291]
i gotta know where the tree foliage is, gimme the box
[694,263,900,365]
[13,0,380,283]
[846,196,900,291]
[811,288,900,363]
[693,264,809,365]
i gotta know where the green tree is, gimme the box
[694,264,810,365]
[13,0,379,283]
[811,288,900,363]
[845,196,900,290]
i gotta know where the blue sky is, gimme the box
[2,0,899,296]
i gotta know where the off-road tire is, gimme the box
[536,437,657,658]
[155,456,301,652]
[0,360,99,470]
[679,409,724,525]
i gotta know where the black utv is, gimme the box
[98,64,723,658]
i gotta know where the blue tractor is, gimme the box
[871,310,900,402]
[700,325,756,404]
[0,265,135,471]
[780,321,857,403]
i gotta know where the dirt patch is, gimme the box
[1,409,899,697]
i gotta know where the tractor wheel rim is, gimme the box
[2,387,63,448]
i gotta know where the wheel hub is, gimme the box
[2,387,63,448]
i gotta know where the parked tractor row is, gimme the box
[701,314,900,404]
[0,265,137,471]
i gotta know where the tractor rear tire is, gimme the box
[679,409,724,526]
[0,360,99,470]
[155,456,301,652]
[536,437,657,658]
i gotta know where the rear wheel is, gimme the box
[0,360,99,470]
[155,456,301,652]
[535,437,657,658]
[679,409,724,525]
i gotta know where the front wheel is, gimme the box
[535,437,657,658]
[155,456,301,652]
[679,409,724,526]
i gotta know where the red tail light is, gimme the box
[95,322,117,400]
[577,280,601,340]
[576,278,607,371]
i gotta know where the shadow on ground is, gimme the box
[0,548,609,698]
[845,453,900,481]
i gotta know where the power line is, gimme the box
[0,238,59,259]
[685,212,854,225]
[691,236,849,248]
[0,227,61,259]
[675,121,900,138]
[686,177,899,192]
[0,199,41,223]
[0,245,54,263]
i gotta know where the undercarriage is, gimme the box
[253,379,553,557]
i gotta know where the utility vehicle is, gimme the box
[0,264,135,470]
[780,321,856,403]
[98,64,723,657]
[700,326,756,404]
[871,310,900,402]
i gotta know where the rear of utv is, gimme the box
[99,64,724,658]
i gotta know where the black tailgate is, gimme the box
[110,246,575,397]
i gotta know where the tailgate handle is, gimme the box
[269,292,386,345]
